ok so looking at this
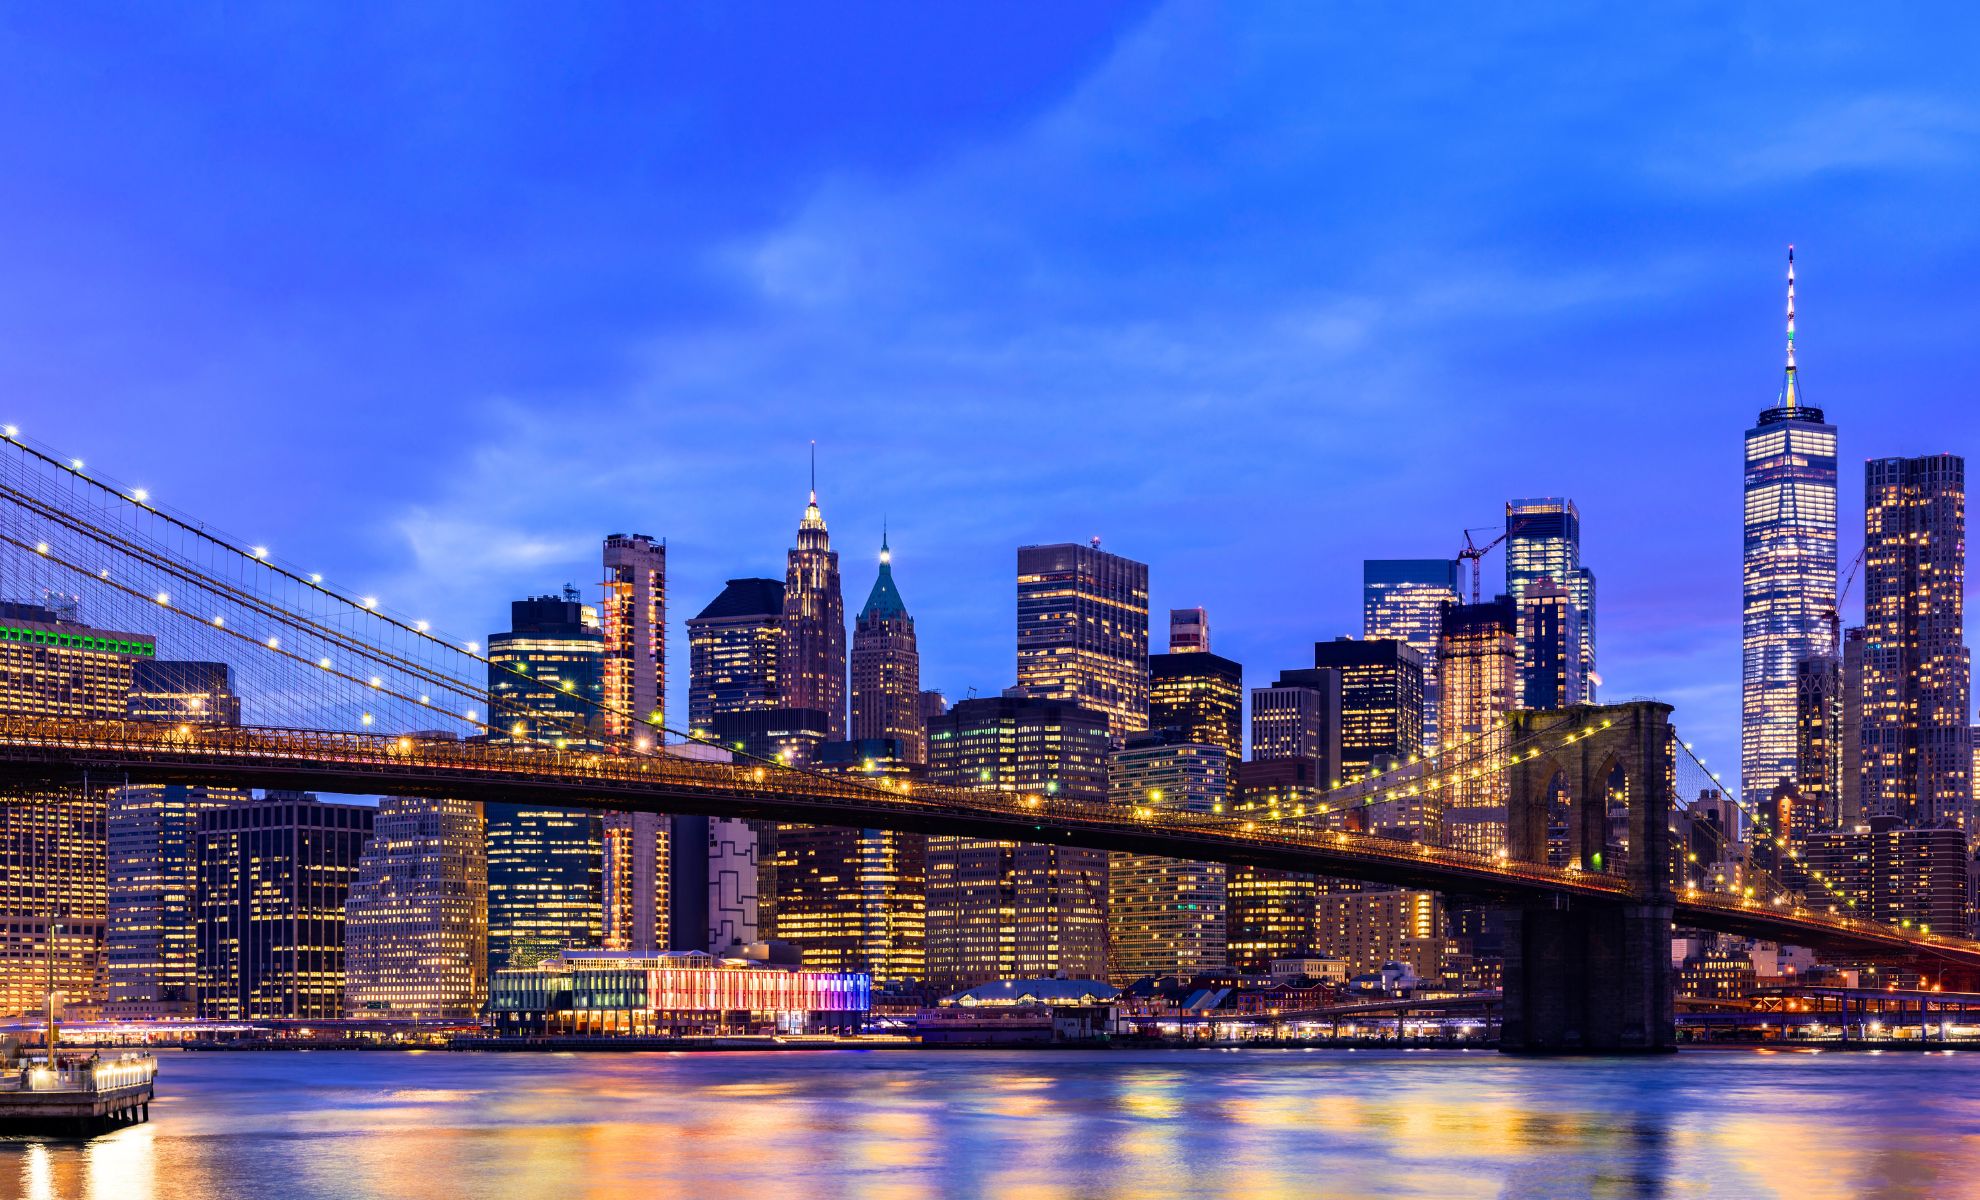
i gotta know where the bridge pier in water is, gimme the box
[1497,701,1677,1054]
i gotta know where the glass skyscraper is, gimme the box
[1504,499,1597,704]
[1363,559,1460,753]
[1742,249,1837,811]
[1016,541,1150,738]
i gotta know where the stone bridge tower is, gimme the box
[1498,699,1676,1053]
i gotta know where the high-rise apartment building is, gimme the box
[197,793,374,1021]
[1796,651,1847,832]
[1803,822,1967,935]
[686,578,784,737]
[1107,738,1229,984]
[1742,249,1838,811]
[106,783,248,1019]
[601,810,669,954]
[601,533,665,742]
[1518,577,1585,711]
[0,601,154,1015]
[1149,647,1242,763]
[1015,541,1149,738]
[924,694,1112,991]
[850,534,925,762]
[780,472,847,739]
[1313,889,1447,982]
[486,594,606,972]
[1860,454,1970,830]
[1363,560,1461,754]
[343,796,488,1020]
[1505,498,1597,704]
[1438,598,1518,855]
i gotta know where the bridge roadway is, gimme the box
[4,715,1978,975]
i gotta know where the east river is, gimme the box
[4,1047,1980,1198]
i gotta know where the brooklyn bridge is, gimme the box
[1,430,1973,1053]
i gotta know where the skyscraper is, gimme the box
[1860,454,1970,829]
[1250,674,1342,775]
[1015,541,1149,738]
[1438,597,1518,855]
[780,459,848,739]
[1149,645,1243,763]
[1796,651,1846,832]
[1364,559,1461,754]
[1308,638,1425,782]
[1226,757,1327,972]
[1169,607,1211,654]
[106,783,248,1019]
[601,810,669,954]
[197,793,374,1021]
[924,694,1111,991]
[1505,498,1597,704]
[850,533,925,761]
[128,659,242,724]
[343,795,488,1020]
[601,533,665,743]
[1518,577,1585,711]
[0,601,154,1015]
[1742,248,1838,811]
[1107,737,1229,984]
[486,594,605,972]
[686,578,785,737]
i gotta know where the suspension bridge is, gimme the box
[0,430,1975,1052]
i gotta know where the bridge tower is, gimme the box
[1498,699,1676,1053]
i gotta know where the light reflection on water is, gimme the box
[1,1048,1978,1199]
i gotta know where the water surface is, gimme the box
[3,1047,1976,1199]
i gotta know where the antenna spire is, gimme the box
[1782,245,1799,410]
[809,440,817,504]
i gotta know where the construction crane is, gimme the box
[1822,546,1868,654]
[1457,527,1509,604]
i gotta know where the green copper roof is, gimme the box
[859,534,908,620]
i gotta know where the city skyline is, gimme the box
[7,8,1980,798]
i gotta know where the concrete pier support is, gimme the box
[1499,899,1675,1053]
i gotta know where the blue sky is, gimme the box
[5,3,1979,786]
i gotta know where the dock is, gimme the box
[0,1055,156,1135]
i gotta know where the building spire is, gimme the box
[809,439,817,505]
[1782,245,1799,410]
[880,518,890,564]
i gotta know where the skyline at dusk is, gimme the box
[8,5,1980,791]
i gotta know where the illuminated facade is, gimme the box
[780,477,848,739]
[1518,577,1584,711]
[487,593,606,972]
[1505,498,1597,703]
[1437,598,1517,854]
[1226,758,1327,972]
[1742,248,1838,810]
[127,659,241,724]
[1363,559,1460,754]
[1310,638,1424,782]
[924,695,1111,992]
[1106,738,1229,984]
[1803,824,1967,935]
[487,949,871,1037]
[1860,454,1970,830]
[1796,651,1847,831]
[0,602,153,1016]
[197,793,374,1021]
[1148,648,1242,762]
[1250,673,1341,773]
[602,810,669,954]
[1313,888,1446,981]
[850,533,925,761]
[601,533,665,743]
[1015,541,1149,738]
[106,783,248,1019]
[768,741,926,985]
[686,578,784,737]
[343,796,488,1020]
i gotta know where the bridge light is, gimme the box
[267,637,280,649]
[318,657,332,669]
[251,546,267,559]
[369,676,383,688]
[511,723,525,737]
[397,737,412,752]
[360,597,377,609]
[176,724,191,737]
[309,573,323,583]
[154,591,170,605]
[212,616,225,627]
[466,642,479,653]
[414,620,430,632]
[360,713,373,726]
[1,425,14,437]
[34,542,47,554]
[419,695,430,705]
[465,709,477,721]
[69,458,83,471]
[132,488,149,503]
